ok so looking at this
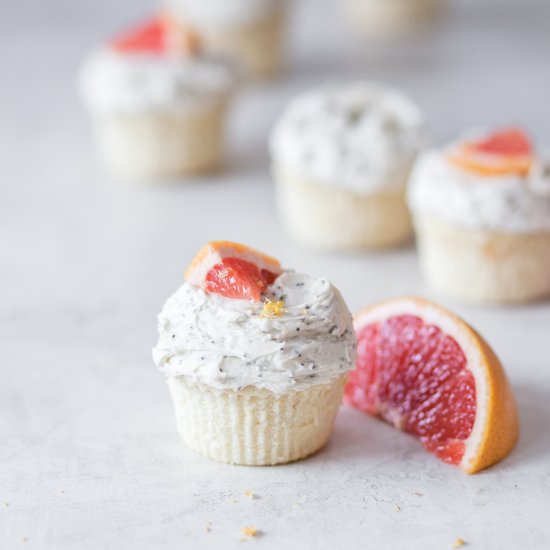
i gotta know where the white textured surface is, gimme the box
[1,0,550,548]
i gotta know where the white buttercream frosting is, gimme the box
[78,48,233,114]
[167,0,280,28]
[270,82,427,193]
[408,144,550,233]
[153,272,356,394]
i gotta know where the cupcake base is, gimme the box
[92,103,226,181]
[342,0,440,37]
[414,215,550,304]
[275,165,413,251]
[167,374,347,465]
[189,9,284,78]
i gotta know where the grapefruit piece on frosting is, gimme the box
[345,297,519,474]
[448,128,533,177]
[185,241,283,302]
[110,15,199,56]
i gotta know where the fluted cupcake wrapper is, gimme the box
[167,374,347,466]
[342,0,441,36]
[92,102,227,181]
[274,164,413,251]
[184,9,285,78]
[414,214,550,304]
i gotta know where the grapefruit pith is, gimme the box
[185,241,282,302]
[345,297,519,473]
[448,128,532,177]
[110,15,199,56]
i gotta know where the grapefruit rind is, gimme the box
[352,297,518,474]
[185,241,281,286]
[447,129,533,178]
[110,14,200,56]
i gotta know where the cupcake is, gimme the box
[408,128,550,304]
[270,82,427,251]
[340,0,441,38]
[153,241,356,465]
[167,0,285,77]
[78,16,233,181]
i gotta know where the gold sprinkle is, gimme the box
[259,299,286,319]
[452,538,466,548]
[394,505,401,512]
[241,526,258,539]
[244,490,255,499]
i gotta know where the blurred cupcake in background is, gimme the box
[270,82,427,251]
[78,15,234,181]
[408,128,550,304]
[340,0,441,38]
[166,0,286,78]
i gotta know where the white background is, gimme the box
[2,0,550,548]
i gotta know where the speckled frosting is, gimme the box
[78,48,233,114]
[408,134,550,233]
[153,271,356,394]
[270,82,427,193]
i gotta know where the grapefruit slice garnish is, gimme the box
[110,15,200,56]
[448,128,533,177]
[345,297,519,473]
[185,241,283,302]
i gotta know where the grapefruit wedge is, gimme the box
[185,241,283,302]
[448,128,532,177]
[345,297,519,473]
[110,15,199,56]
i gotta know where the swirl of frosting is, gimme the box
[78,49,233,114]
[270,82,427,193]
[408,145,550,233]
[152,272,356,393]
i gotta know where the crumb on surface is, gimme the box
[4,502,9,507]
[452,538,466,548]
[21,538,28,544]
[394,505,401,512]
[205,522,212,533]
[244,490,255,499]
[240,526,259,540]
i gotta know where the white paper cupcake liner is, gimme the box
[92,101,227,181]
[167,374,347,465]
[342,0,441,37]
[274,164,413,251]
[189,8,284,78]
[414,214,550,304]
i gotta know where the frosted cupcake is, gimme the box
[167,0,285,77]
[408,128,550,304]
[153,241,356,465]
[270,82,427,251]
[78,16,233,181]
[341,0,441,38]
